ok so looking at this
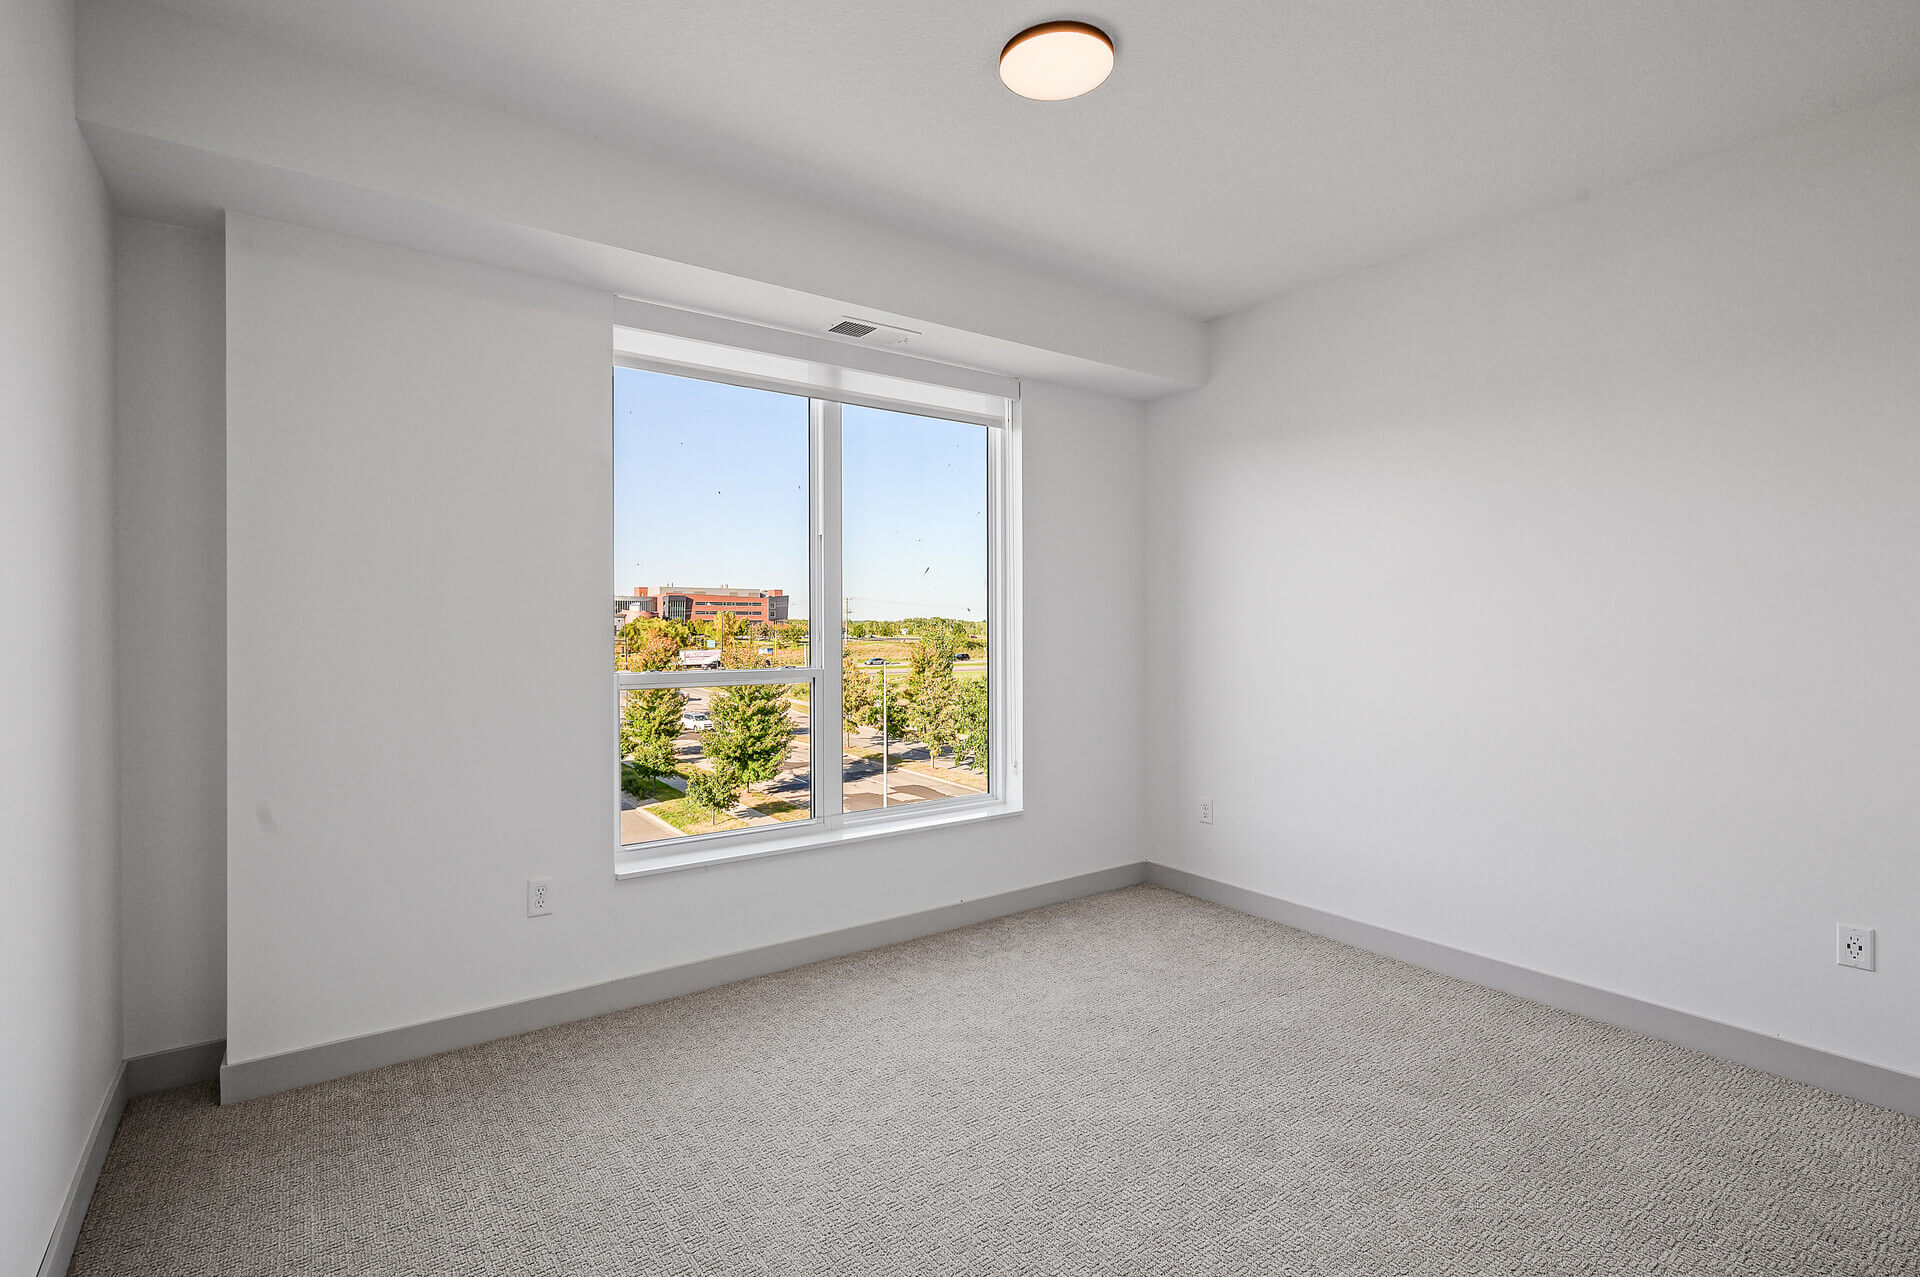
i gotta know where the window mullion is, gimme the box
[813,399,845,820]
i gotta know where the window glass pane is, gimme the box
[619,682,812,845]
[613,367,810,672]
[839,407,989,808]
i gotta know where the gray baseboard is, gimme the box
[38,1064,126,1277]
[126,1039,226,1097]
[221,862,1151,1104]
[1147,863,1920,1119]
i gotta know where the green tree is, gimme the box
[842,648,878,741]
[657,617,699,651]
[615,619,656,670]
[903,617,963,658]
[951,677,988,775]
[904,641,960,756]
[879,678,910,749]
[685,761,742,813]
[619,624,686,791]
[617,620,683,673]
[709,612,764,669]
[707,683,791,785]
[706,611,747,644]
[621,687,686,789]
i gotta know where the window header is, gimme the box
[613,299,1015,428]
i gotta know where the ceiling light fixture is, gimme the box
[999,21,1114,101]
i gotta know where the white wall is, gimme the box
[0,0,119,1269]
[115,217,227,1058]
[1147,89,1920,1076]
[224,216,1147,1066]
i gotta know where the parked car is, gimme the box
[679,711,712,732]
[951,652,971,661]
[864,656,887,665]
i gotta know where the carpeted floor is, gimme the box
[71,885,1920,1275]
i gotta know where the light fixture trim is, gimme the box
[999,20,1115,101]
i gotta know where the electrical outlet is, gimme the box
[527,877,553,918]
[1199,796,1214,825]
[1836,924,1874,971]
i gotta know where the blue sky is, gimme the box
[613,367,987,623]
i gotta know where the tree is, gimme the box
[951,677,988,775]
[686,761,741,813]
[879,678,910,750]
[618,616,708,671]
[618,621,682,673]
[621,687,685,788]
[658,617,699,651]
[903,617,963,659]
[707,683,791,785]
[705,611,747,645]
[619,624,686,791]
[842,648,877,741]
[842,649,909,748]
[904,640,960,757]
[709,612,764,669]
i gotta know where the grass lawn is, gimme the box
[898,758,989,793]
[845,638,989,668]
[628,766,808,833]
[745,797,810,822]
[620,771,684,801]
[651,795,747,835]
[625,769,740,833]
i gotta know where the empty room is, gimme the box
[8,1,1920,1273]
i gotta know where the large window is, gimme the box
[612,341,1016,869]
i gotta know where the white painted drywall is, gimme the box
[1147,90,1920,1076]
[74,0,1206,397]
[0,0,119,1268]
[223,216,1147,1066]
[115,217,227,1058]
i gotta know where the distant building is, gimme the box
[628,584,789,624]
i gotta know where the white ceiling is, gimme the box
[144,0,1920,318]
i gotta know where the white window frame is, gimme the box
[611,318,1023,880]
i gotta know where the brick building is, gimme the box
[626,585,789,625]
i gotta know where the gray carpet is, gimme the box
[71,886,1920,1275]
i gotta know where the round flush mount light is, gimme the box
[999,21,1114,101]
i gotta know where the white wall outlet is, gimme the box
[1199,796,1215,825]
[527,877,553,918]
[1836,924,1875,971]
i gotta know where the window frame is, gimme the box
[611,337,1022,880]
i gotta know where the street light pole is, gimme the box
[880,661,889,807]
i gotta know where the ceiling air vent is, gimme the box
[826,317,918,347]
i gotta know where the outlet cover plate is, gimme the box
[1836,924,1875,971]
[527,877,553,918]
[1199,796,1215,825]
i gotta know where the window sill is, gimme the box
[613,796,1023,881]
